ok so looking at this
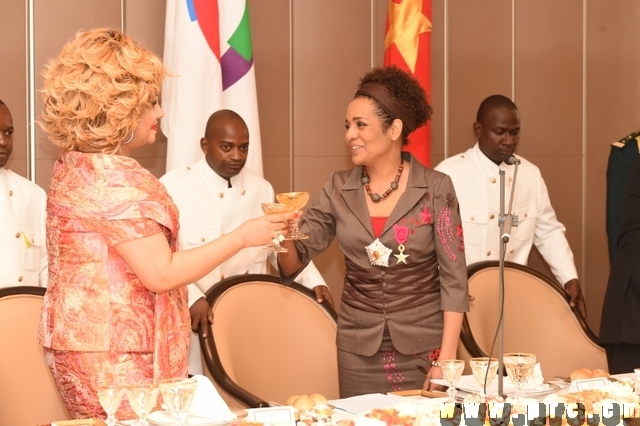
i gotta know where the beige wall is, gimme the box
[4,0,639,334]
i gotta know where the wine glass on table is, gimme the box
[470,357,499,400]
[125,383,159,426]
[439,359,466,402]
[275,191,310,240]
[158,377,198,426]
[503,353,537,400]
[97,384,126,426]
[261,203,295,252]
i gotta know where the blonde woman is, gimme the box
[37,28,292,420]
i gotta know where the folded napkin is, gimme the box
[189,374,236,422]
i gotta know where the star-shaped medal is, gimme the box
[394,244,410,264]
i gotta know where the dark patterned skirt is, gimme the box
[337,334,438,398]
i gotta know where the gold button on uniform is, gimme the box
[9,190,13,196]
[486,251,491,256]
[186,167,191,171]
[241,190,246,195]
[470,216,475,221]
[490,214,495,219]
[244,270,249,274]
[219,193,224,198]
[200,237,205,242]
[18,276,23,282]
[220,274,225,280]
[15,232,20,238]
[491,178,496,183]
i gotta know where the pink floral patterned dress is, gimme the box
[38,151,189,420]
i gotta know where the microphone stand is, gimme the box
[497,169,507,398]
[497,161,519,398]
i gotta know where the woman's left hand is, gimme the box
[423,365,447,392]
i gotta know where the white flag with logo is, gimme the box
[162,0,262,175]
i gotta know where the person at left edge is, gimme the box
[0,98,47,288]
[160,109,331,375]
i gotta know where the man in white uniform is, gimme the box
[0,99,47,288]
[161,109,331,374]
[435,95,586,317]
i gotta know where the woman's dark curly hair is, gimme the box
[356,65,432,145]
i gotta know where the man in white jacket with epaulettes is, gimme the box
[0,99,47,289]
[161,109,331,375]
[435,94,587,318]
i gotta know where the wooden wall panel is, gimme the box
[445,0,513,159]
[1,1,28,177]
[250,0,291,195]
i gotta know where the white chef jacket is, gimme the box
[161,158,329,374]
[435,143,578,286]
[0,168,47,288]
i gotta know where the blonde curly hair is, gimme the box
[40,28,165,154]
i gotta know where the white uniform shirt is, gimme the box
[161,158,328,373]
[435,143,578,286]
[0,168,47,287]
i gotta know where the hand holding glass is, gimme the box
[97,385,126,426]
[439,359,465,402]
[125,383,159,426]
[503,353,536,400]
[470,357,499,400]
[158,378,198,426]
[261,203,295,252]
[275,192,310,240]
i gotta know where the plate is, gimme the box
[147,408,247,426]
[432,375,561,397]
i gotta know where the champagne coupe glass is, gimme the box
[97,385,126,426]
[503,353,537,400]
[470,357,499,400]
[158,378,198,426]
[125,383,159,426]
[439,359,466,402]
[275,192,310,240]
[261,203,295,252]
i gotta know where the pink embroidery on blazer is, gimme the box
[436,193,463,260]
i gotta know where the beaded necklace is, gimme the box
[362,160,404,202]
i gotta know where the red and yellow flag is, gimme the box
[384,0,432,166]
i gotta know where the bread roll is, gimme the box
[310,393,328,406]
[591,368,608,378]
[570,368,593,380]
[293,396,315,411]
[286,395,300,406]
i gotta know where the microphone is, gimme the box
[503,154,521,165]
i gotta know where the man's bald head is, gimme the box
[200,109,250,180]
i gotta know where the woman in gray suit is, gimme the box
[278,66,469,397]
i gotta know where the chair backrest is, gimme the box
[0,286,70,424]
[458,261,607,379]
[200,274,339,407]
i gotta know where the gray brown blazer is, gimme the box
[286,154,469,356]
